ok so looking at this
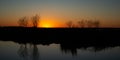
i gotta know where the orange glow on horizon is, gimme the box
[38,20,65,28]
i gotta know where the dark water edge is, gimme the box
[0,27,120,56]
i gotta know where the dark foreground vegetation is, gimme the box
[0,27,120,42]
[0,27,120,55]
[0,27,120,41]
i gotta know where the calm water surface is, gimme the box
[0,41,120,60]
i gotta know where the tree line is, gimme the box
[66,19,100,28]
[18,14,40,28]
[18,14,100,28]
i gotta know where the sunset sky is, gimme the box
[0,0,120,27]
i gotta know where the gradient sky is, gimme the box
[0,0,120,27]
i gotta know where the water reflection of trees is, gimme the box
[32,44,39,60]
[0,38,119,57]
[60,42,120,56]
[16,40,120,57]
[18,44,28,60]
[18,44,39,60]
[60,44,77,56]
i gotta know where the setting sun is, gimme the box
[39,20,65,28]
[42,24,52,28]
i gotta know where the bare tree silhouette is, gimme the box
[77,20,85,28]
[66,21,73,28]
[86,20,100,28]
[32,14,40,28]
[18,17,28,27]
[86,20,93,28]
[93,20,100,28]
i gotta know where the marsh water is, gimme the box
[0,40,120,60]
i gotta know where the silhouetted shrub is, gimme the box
[31,14,40,28]
[18,17,28,27]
